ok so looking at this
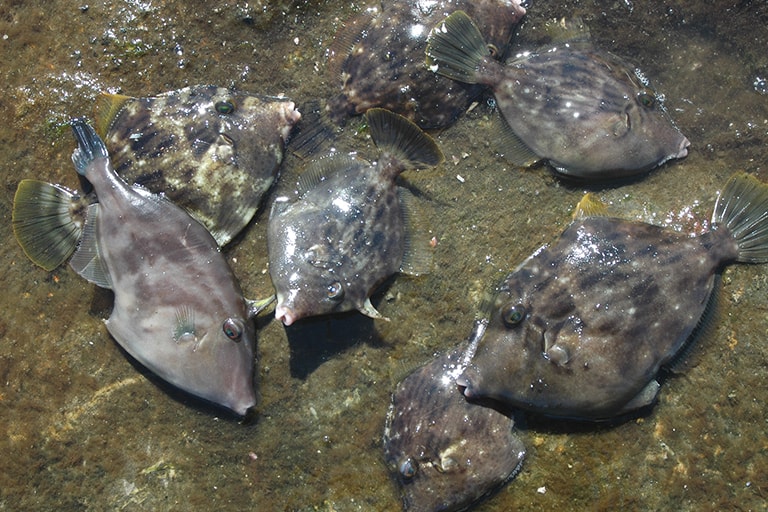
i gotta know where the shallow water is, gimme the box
[1,1,767,510]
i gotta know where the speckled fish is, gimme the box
[12,119,271,416]
[384,330,525,512]
[326,0,526,129]
[96,85,301,246]
[425,11,690,179]
[268,108,443,325]
[456,173,768,420]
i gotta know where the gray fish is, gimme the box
[425,11,690,179]
[384,327,526,512]
[12,120,268,416]
[457,173,768,420]
[326,0,526,129]
[96,85,301,246]
[268,108,443,325]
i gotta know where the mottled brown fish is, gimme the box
[457,173,768,420]
[384,329,525,512]
[426,11,690,179]
[326,0,526,129]
[268,108,443,325]
[12,120,271,416]
[97,85,301,246]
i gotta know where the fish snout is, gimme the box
[278,102,302,141]
[275,303,297,326]
[455,371,476,399]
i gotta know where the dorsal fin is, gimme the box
[544,17,592,45]
[69,204,113,289]
[325,8,378,81]
[295,153,362,197]
[366,108,444,172]
[94,92,133,138]
[287,100,338,159]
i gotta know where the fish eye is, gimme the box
[222,318,245,341]
[487,44,499,58]
[215,100,236,115]
[327,281,345,301]
[501,303,526,327]
[636,90,655,108]
[399,458,417,480]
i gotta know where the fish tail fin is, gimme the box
[71,118,109,177]
[12,179,85,270]
[366,108,444,171]
[425,10,489,84]
[712,172,768,263]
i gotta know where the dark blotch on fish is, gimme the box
[327,0,526,129]
[426,11,690,179]
[384,330,525,512]
[458,173,768,420]
[268,108,443,325]
[97,85,301,246]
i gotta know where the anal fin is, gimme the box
[492,112,540,168]
[398,187,433,276]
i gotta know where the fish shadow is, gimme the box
[110,341,253,422]
[283,312,385,380]
[465,394,656,435]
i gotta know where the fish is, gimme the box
[12,119,270,416]
[96,85,301,246]
[326,0,526,129]
[268,108,443,325]
[425,11,690,179]
[456,173,768,420]
[383,326,526,512]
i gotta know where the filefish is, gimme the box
[425,11,690,179]
[12,119,270,416]
[326,0,526,129]
[384,329,526,512]
[268,108,443,325]
[457,173,768,420]
[97,85,301,246]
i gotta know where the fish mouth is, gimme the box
[455,372,475,399]
[275,303,297,326]
[278,102,302,141]
[677,136,691,158]
[239,404,259,424]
